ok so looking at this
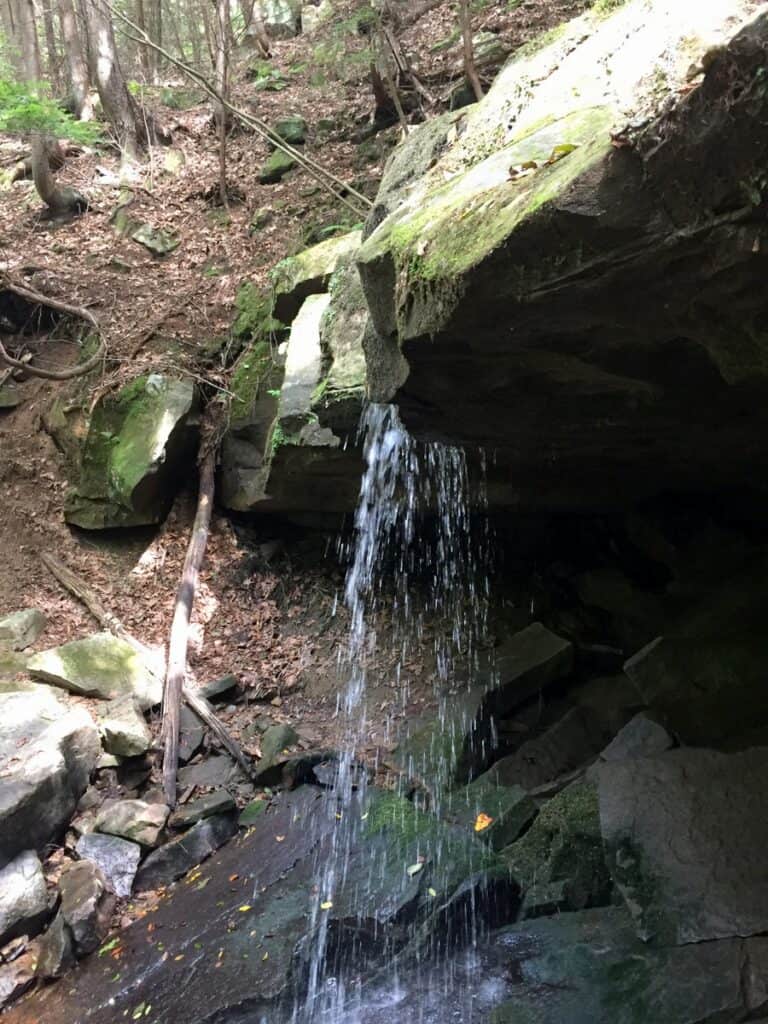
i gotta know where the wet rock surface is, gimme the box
[75,834,142,898]
[0,852,50,946]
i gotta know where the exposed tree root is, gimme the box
[0,274,106,380]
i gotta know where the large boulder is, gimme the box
[358,1,768,512]
[97,694,152,756]
[597,746,768,944]
[95,799,169,847]
[28,633,161,709]
[221,232,367,526]
[0,685,100,869]
[64,374,197,529]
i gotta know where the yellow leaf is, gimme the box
[474,812,494,833]
[238,905,252,912]
[262,951,269,961]
[275,835,285,843]
[174,954,184,961]
[428,887,437,898]
[320,900,333,910]
[406,863,423,877]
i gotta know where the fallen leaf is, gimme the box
[320,900,333,910]
[238,905,252,912]
[275,835,285,842]
[406,863,423,877]
[474,812,494,832]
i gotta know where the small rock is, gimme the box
[59,860,115,956]
[168,790,236,829]
[179,705,205,764]
[131,223,180,256]
[98,695,152,757]
[259,724,299,769]
[0,852,51,946]
[95,799,169,847]
[0,609,46,651]
[178,754,241,789]
[134,813,238,891]
[200,674,239,701]
[36,913,75,979]
[75,834,141,898]
[270,115,307,148]
[258,149,297,184]
[77,786,103,813]
[599,712,673,762]
[248,207,273,234]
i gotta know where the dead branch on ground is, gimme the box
[39,550,259,784]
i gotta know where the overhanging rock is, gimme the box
[358,0,768,510]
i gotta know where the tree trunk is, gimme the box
[0,0,24,75]
[214,0,230,208]
[161,451,216,807]
[19,0,86,213]
[135,0,151,77]
[458,0,483,101]
[58,0,95,119]
[85,0,143,162]
[39,0,62,91]
[149,0,161,80]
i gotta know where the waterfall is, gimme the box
[290,403,493,1023]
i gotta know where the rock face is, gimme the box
[0,685,100,869]
[0,609,46,651]
[491,908,768,1024]
[28,633,162,709]
[64,374,197,529]
[36,913,75,979]
[598,746,768,944]
[0,852,50,945]
[357,1,768,512]
[221,230,366,526]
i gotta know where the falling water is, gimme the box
[290,403,494,1024]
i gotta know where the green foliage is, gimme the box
[0,79,101,144]
[590,0,628,13]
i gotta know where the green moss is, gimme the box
[591,0,628,16]
[230,339,276,428]
[515,21,569,60]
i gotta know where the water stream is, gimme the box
[290,404,496,1023]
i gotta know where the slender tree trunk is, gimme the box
[40,0,62,91]
[200,0,216,69]
[168,2,186,61]
[188,9,202,66]
[214,0,230,209]
[58,0,95,119]
[149,0,161,80]
[1,0,25,73]
[135,0,151,78]
[85,0,143,162]
[458,0,483,101]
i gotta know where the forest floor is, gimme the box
[0,0,588,786]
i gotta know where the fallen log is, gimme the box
[39,549,258,789]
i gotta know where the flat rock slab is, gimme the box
[168,790,236,829]
[28,633,161,709]
[134,813,238,890]
[441,779,537,851]
[75,834,141,898]
[0,610,46,651]
[0,686,100,869]
[7,788,334,1024]
[490,907,768,1024]
[0,851,50,945]
[598,746,768,943]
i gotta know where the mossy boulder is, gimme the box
[64,374,198,529]
[271,229,362,323]
[357,0,768,512]
[440,778,537,851]
[269,115,307,148]
[28,633,162,709]
[258,148,297,184]
[503,780,611,917]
